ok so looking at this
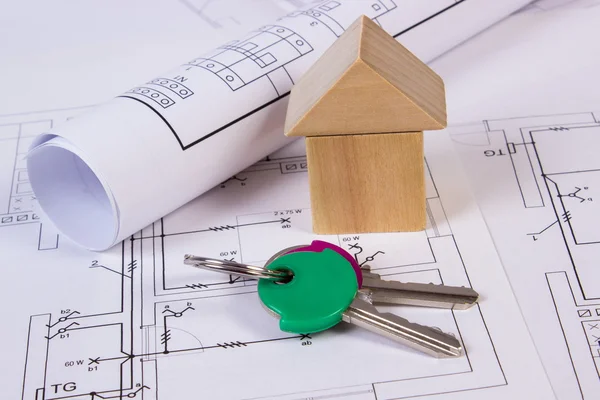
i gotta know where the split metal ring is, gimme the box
[183,255,292,281]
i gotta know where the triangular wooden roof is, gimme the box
[284,15,447,137]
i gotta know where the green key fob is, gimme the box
[258,248,358,333]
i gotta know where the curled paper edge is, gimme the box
[27,135,120,251]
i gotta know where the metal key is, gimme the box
[258,248,463,358]
[343,297,462,357]
[268,241,479,310]
[359,267,479,310]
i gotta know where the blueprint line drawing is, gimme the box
[185,24,314,92]
[119,0,466,150]
[0,108,537,400]
[480,113,599,299]
[19,175,505,399]
[451,111,600,400]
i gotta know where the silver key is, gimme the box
[343,297,462,358]
[266,246,480,310]
[360,268,479,310]
[259,289,463,358]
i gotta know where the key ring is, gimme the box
[183,255,292,282]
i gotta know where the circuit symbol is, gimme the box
[46,322,80,340]
[47,311,80,328]
[128,260,138,273]
[562,211,572,223]
[209,225,236,232]
[162,306,195,318]
[220,175,247,188]
[549,126,570,131]
[185,283,208,289]
[122,385,150,398]
[361,251,385,266]
[347,242,364,264]
[160,306,195,353]
[558,186,592,203]
[161,330,171,345]
[217,341,246,349]
[346,243,385,266]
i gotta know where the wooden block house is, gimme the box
[284,15,447,234]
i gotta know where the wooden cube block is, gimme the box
[306,132,425,234]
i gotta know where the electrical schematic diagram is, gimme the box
[451,112,600,400]
[18,153,508,400]
[1,109,533,400]
[120,0,467,150]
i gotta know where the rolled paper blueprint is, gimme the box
[26,0,532,250]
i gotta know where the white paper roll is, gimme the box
[27,96,289,250]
